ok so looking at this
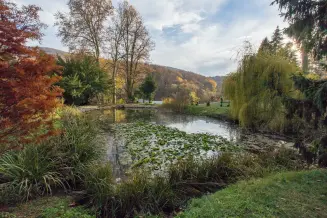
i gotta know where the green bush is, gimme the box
[82,163,114,207]
[139,74,157,102]
[0,145,66,202]
[99,148,304,217]
[57,55,110,105]
[0,111,106,203]
[0,108,305,217]
[55,112,105,184]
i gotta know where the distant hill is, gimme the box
[210,75,225,87]
[40,47,224,100]
[39,47,68,57]
[149,64,222,100]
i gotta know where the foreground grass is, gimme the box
[184,103,229,119]
[1,196,95,218]
[177,169,327,218]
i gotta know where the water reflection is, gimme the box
[89,108,241,178]
[89,108,240,141]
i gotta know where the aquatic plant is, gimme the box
[99,149,304,217]
[111,122,241,173]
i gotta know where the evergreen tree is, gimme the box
[272,0,326,61]
[271,26,284,52]
[272,0,327,165]
[139,74,157,103]
[258,37,271,53]
[57,55,110,105]
[283,42,298,64]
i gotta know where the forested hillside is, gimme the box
[149,65,221,101]
[40,47,223,101]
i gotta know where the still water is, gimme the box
[89,108,240,141]
[88,108,241,178]
[88,108,290,178]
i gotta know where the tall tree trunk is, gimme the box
[302,47,309,74]
[112,63,117,104]
[126,81,133,102]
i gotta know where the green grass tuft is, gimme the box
[0,110,106,204]
[98,149,304,217]
[0,145,66,202]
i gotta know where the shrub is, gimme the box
[98,148,304,217]
[57,55,110,106]
[102,172,175,217]
[0,212,16,218]
[0,110,106,203]
[50,109,106,185]
[0,145,66,202]
[139,74,157,103]
[82,163,114,207]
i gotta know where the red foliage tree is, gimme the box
[0,0,63,150]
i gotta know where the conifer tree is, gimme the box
[258,37,272,53]
[271,26,284,53]
[272,0,326,61]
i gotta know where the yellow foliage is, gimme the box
[206,78,217,90]
[176,76,184,83]
[163,97,174,104]
[223,53,299,132]
[306,73,320,80]
[117,98,125,104]
[189,91,200,104]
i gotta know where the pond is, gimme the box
[90,108,240,140]
[88,108,292,179]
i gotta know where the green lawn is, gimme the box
[176,170,327,218]
[184,102,230,119]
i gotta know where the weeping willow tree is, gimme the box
[224,51,300,132]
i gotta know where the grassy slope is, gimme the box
[177,170,327,218]
[184,103,229,119]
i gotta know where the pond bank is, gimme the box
[78,104,158,112]
[183,102,231,120]
[82,108,296,180]
[1,108,309,218]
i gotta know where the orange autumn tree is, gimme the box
[0,0,63,149]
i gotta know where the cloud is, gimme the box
[16,0,286,76]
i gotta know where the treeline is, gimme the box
[0,0,156,147]
[150,65,220,101]
[54,0,155,104]
[42,0,222,105]
[223,0,327,166]
[41,47,223,104]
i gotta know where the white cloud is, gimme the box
[16,0,287,76]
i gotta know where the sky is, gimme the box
[13,0,287,76]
